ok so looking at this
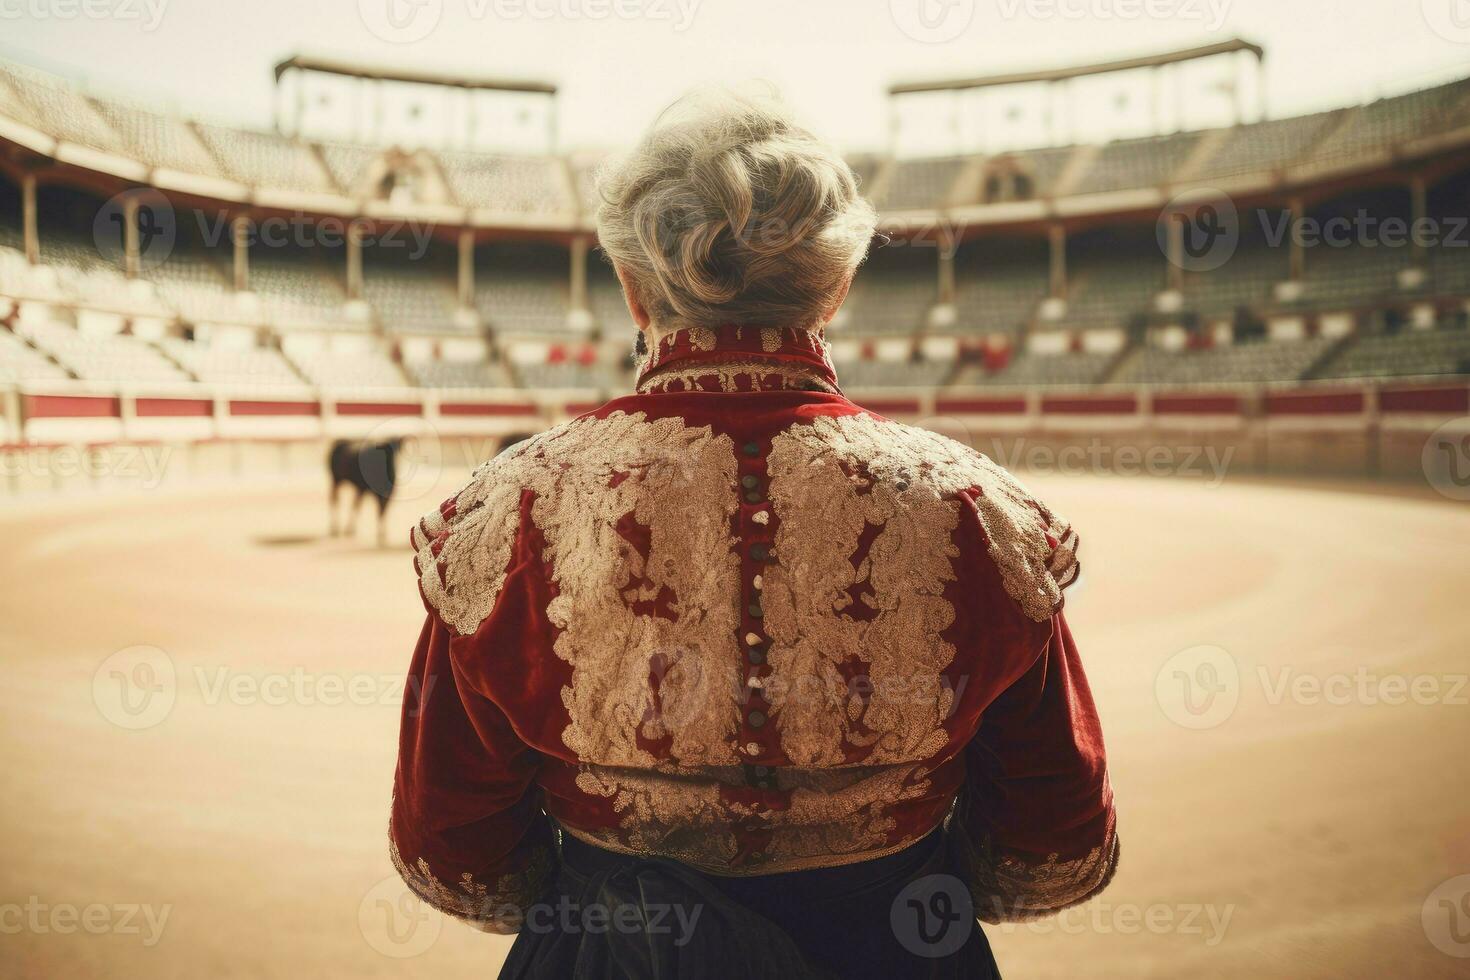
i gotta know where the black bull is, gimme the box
[326,434,535,546]
[327,438,404,546]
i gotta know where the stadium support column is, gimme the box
[1166,212,1184,292]
[1409,175,1428,269]
[20,172,38,265]
[569,235,589,314]
[1287,196,1305,283]
[937,229,955,306]
[1048,224,1067,299]
[346,221,363,300]
[232,216,251,291]
[123,194,141,278]
[457,229,475,308]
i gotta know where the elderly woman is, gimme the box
[389,93,1117,979]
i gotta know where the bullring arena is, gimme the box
[2,436,1468,978]
[3,30,1470,980]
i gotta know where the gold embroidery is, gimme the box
[760,327,783,352]
[389,834,554,932]
[771,414,1072,626]
[418,411,746,766]
[412,436,542,637]
[750,765,934,865]
[574,765,739,867]
[637,360,840,395]
[688,325,717,351]
[762,416,962,767]
[950,814,1120,922]
[567,763,937,875]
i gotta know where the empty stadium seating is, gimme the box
[194,124,334,194]
[1114,337,1335,385]
[1314,326,1470,379]
[1180,228,1291,316]
[285,345,407,388]
[1192,111,1342,180]
[362,249,460,333]
[1,56,1470,398]
[248,248,356,328]
[1059,231,1164,329]
[0,328,69,382]
[404,359,511,388]
[953,238,1050,335]
[1308,79,1470,168]
[1073,132,1200,195]
[954,350,1117,387]
[21,319,190,384]
[876,156,967,211]
[476,243,570,334]
[438,151,571,215]
[839,247,935,335]
[833,357,952,388]
[517,361,626,391]
[160,337,305,386]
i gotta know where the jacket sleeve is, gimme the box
[389,614,556,933]
[948,611,1119,922]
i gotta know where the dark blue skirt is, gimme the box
[500,827,999,980]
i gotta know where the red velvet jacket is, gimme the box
[390,325,1117,931]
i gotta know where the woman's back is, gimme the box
[389,90,1116,976]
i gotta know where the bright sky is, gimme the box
[1,0,1467,154]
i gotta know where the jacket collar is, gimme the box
[635,325,841,395]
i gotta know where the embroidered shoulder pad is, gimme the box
[411,430,549,636]
[789,414,1078,622]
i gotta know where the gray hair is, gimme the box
[595,89,876,332]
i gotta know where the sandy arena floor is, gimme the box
[2,466,1468,979]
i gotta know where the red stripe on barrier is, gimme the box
[935,396,1027,414]
[1263,391,1363,415]
[1378,386,1470,414]
[135,397,213,417]
[1041,394,1138,414]
[335,402,423,416]
[228,400,321,416]
[438,402,540,417]
[1152,393,1243,415]
[23,394,121,418]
